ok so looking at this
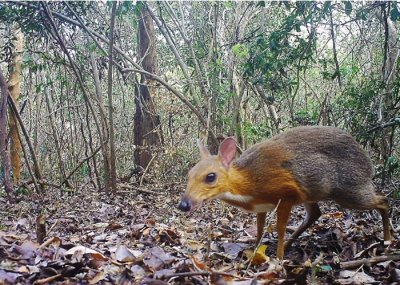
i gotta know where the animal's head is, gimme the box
[178,137,237,212]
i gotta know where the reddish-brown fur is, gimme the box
[178,126,392,259]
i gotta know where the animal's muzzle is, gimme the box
[178,197,191,212]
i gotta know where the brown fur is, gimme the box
[179,126,392,259]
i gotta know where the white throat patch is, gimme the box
[217,192,276,213]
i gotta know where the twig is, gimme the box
[33,274,62,285]
[139,154,157,186]
[39,236,59,249]
[46,219,59,237]
[61,145,102,186]
[204,224,212,262]
[367,119,400,133]
[340,255,400,269]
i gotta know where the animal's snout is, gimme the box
[178,197,191,212]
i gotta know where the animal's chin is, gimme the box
[189,200,203,211]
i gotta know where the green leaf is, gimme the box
[390,3,399,21]
[344,1,352,16]
[319,265,333,272]
[323,1,332,13]
[257,1,265,8]
[356,10,367,21]
[387,156,399,169]
[232,44,249,59]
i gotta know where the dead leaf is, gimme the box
[65,245,108,261]
[0,269,21,284]
[336,270,376,284]
[115,244,136,262]
[88,271,106,284]
[141,278,169,285]
[15,240,39,259]
[130,265,146,281]
[153,268,175,279]
[243,245,269,266]
[185,239,205,251]
[191,256,208,271]
[107,222,123,230]
[221,243,247,259]
[143,247,175,271]
[389,268,400,282]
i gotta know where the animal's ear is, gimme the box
[218,137,237,168]
[197,139,211,159]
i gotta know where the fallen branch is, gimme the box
[340,255,400,269]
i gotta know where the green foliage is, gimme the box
[332,79,381,132]
[16,186,32,196]
[242,121,270,143]
[245,2,322,90]
[390,2,399,21]
[80,163,90,177]
[231,44,249,59]
[387,156,399,171]
[116,1,143,17]
[344,1,353,16]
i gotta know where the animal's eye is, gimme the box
[205,172,217,183]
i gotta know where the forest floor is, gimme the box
[0,180,399,285]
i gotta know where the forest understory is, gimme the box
[0,179,399,285]
[1,2,400,284]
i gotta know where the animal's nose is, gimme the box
[178,198,191,212]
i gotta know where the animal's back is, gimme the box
[235,126,374,202]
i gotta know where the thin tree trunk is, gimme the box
[329,9,341,88]
[44,87,70,187]
[41,2,107,188]
[0,67,14,202]
[208,3,219,154]
[134,4,163,170]
[379,3,399,183]
[7,27,24,183]
[255,85,279,132]
[14,2,216,143]
[90,53,110,191]
[84,101,101,190]
[107,1,117,192]
[8,94,44,193]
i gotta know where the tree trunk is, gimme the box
[379,3,399,183]
[0,67,14,202]
[7,27,24,183]
[90,53,109,191]
[106,1,117,192]
[134,4,163,170]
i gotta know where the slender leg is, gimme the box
[374,196,392,241]
[256,212,266,244]
[285,202,321,249]
[276,203,293,259]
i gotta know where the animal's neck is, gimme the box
[216,166,256,211]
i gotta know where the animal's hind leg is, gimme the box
[336,183,392,241]
[374,195,392,241]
